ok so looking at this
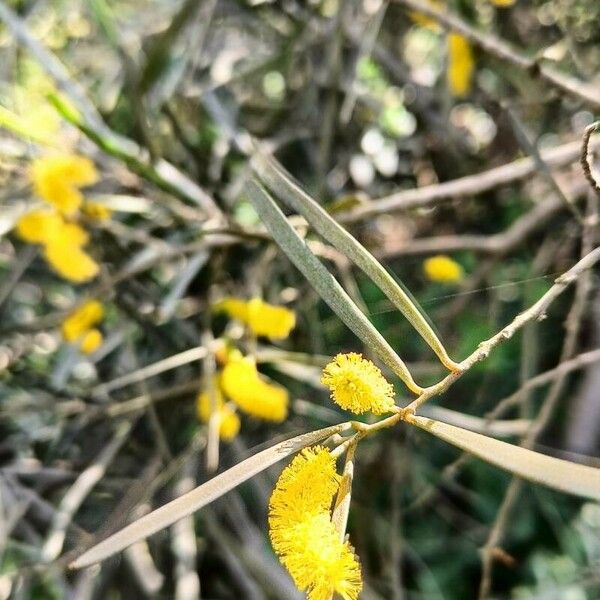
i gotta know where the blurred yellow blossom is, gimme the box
[447,33,474,97]
[490,0,516,5]
[62,300,104,342]
[43,241,99,283]
[321,353,396,415]
[217,297,296,339]
[61,300,104,354]
[57,221,90,247]
[196,387,241,441]
[82,200,112,221]
[269,447,363,600]
[0,104,60,145]
[14,153,104,283]
[409,0,443,31]
[80,329,103,354]
[423,255,464,283]
[220,356,288,422]
[16,210,63,244]
[31,154,98,216]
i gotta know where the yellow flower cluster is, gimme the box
[269,447,363,600]
[423,254,464,283]
[61,299,104,355]
[221,355,288,422]
[196,384,241,441]
[447,33,474,97]
[217,297,296,340]
[31,154,98,216]
[15,154,110,283]
[196,349,289,440]
[321,353,396,415]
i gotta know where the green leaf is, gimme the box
[70,422,351,568]
[252,152,459,372]
[245,180,423,394]
[406,414,600,501]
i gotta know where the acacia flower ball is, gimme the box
[321,353,396,415]
[423,254,464,283]
[269,447,363,600]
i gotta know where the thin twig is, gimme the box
[405,246,600,413]
[581,122,600,198]
[393,0,600,109]
[340,138,599,223]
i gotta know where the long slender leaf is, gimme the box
[252,152,459,371]
[406,414,600,500]
[70,423,350,568]
[246,180,423,394]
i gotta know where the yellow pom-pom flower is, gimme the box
[217,297,296,340]
[44,241,99,283]
[269,447,363,600]
[447,33,474,97]
[80,329,103,354]
[30,154,98,216]
[490,0,516,6]
[423,254,464,283]
[196,387,241,441]
[61,300,104,342]
[15,210,64,244]
[321,353,396,415]
[220,356,288,422]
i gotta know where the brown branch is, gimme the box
[477,199,597,599]
[340,138,599,223]
[393,0,600,110]
[581,122,600,198]
[404,245,600,413]
[487,348,600,421]
[376,192,568,258]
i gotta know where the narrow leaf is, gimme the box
[252,152,459,371]
[246,180,423,394]
[406,414,600,500]
[70,423,350,568]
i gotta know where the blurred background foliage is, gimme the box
[0,0,599,598]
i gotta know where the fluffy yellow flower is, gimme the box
[82,200,112,221]
[269,447,363,600]
[447,33,474,97]
[80,329,103,354]
[44,241,99,282]
[423,254,464,283]
[196,387,241,441]
[30,154,98,216]
[220,356,288,422]
[15,210,63,244]
[321,353,396,415]
[269,447,340,522]
[217,297,296,339]
[62,300,104,342]
[490,0,516,6]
